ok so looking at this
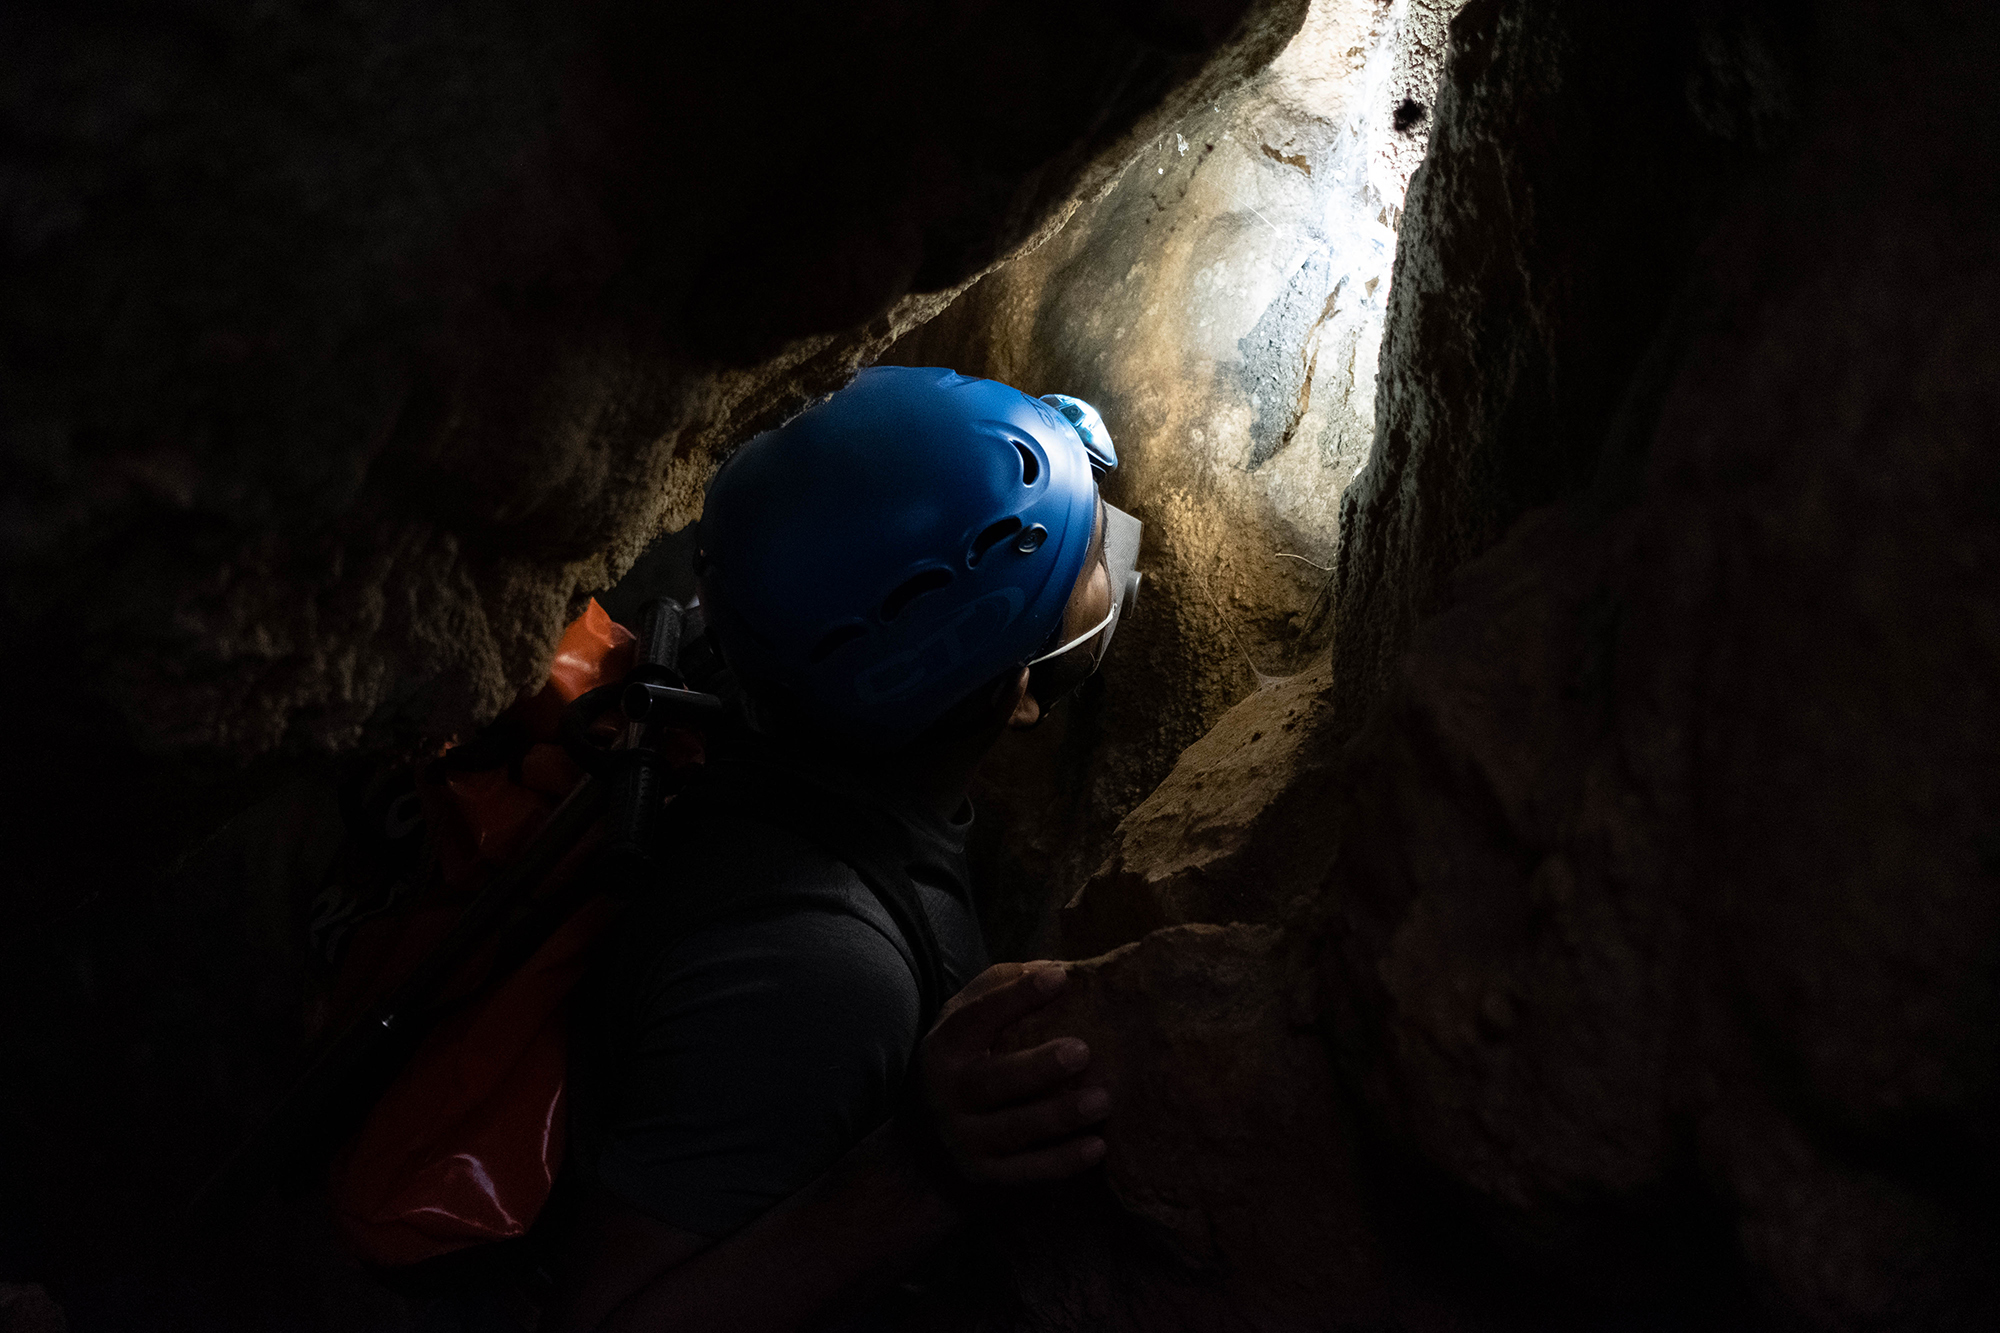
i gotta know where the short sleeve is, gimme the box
[584,903,922,1238]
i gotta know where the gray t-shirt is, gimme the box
[567,759,988,1238]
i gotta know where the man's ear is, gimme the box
[995,667,1040,729]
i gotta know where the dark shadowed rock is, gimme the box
[0,1285,67,1333]
[973,0,2000,1327]
[998,924,1397,1331]
[1327,0,1807,740]
[1313,1,2000,1322]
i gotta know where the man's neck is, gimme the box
[905,730,996,822]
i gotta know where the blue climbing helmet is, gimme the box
[697,366,1117,744]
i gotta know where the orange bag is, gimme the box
[325,600,678,1268]
[328,886,618,1266]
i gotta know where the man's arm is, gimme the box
[543,962,1104,1333]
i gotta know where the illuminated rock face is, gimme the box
[1059,661,1342,956]
[983,0,2000,1327]
[895,0,1461,947]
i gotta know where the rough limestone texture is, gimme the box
[2,0,1310,763]
[977,0,2000,1328]
[1057,0,1760,959]
[894,0,1460,947]
[1327,0,1802,736]
[985,924,1398,1332]
[1058,662,1341,955]
[1318,0,2000,1312]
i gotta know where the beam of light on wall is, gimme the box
[1153,0,1453,579]
[886,0,1459,680]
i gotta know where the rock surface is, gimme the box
[3,0,1309,761]
[979,0,2000,1327]
[991,924,1392,1331]
[0,3,1317,1326]
[1058,662,1341,955]
[9,0,2000,1327]
[1319,0,2000,1307]
[895,0,1460,948]
[1328,0,1799,737]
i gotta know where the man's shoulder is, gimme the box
[613,802,912,983]
[593,817,925,1067]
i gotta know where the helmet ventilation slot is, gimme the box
[1013,440,1040,486]
[880,568,953,622]
[968,516,1023,566]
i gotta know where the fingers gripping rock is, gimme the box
[995,923,1393,1323]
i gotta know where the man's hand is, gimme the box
[918,962,1109,1185]
[561,965,1107,1333]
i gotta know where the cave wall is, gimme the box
[1326,0,1809,736]
[893,0,1459,951]
[1317,1,2000,1320]
[7,0,1997,1327]
[0,3,1318,1325]
[3,0,1309,763]
[1014,0,2000,1328]
[1064,0,1798,947]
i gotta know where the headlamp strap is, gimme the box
[1026,602,1117,667]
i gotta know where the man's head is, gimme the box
[696,367,1140,750]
